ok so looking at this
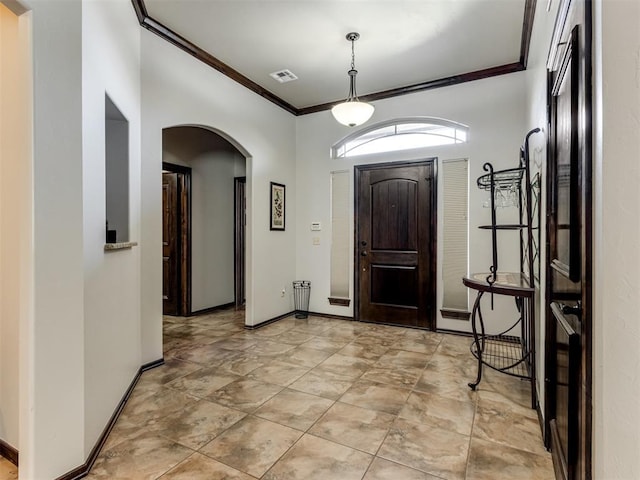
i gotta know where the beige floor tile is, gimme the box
[363,457,441,480]
[154,399,246,449]
[246,360,310,386]
[272,330,317,345]
[427,352,478,376]
[210,337,259,351]
[378,418,470,480]
[337,342,390,361]
[376,349,431,369]
[309,402,395,454]
[340,381,412,415]
[215,350,270,376]
[137,358,202,389]
[399,391,476,436]
[473,390,546,456]
[351,334,400,348]
[207,378,283,413]
[361,366,423,388]
[88,432,192,480]
[120,388,200,426]
[247,339,297,356]
[263,434,373,480]
[300,336,351,352]
[390,336,441,355]
[289,367,356,400]
[160,452,255,480]
[275,345,332,368]
[414,365,478,403]
[290,320,334,336]
[87,309,553,480]
[200,416,302,477]
[0,457,17,480]
[254,388,334,431]
[466,437,554,480]
[166,366,241,398]
[319,353,373,378]
[173,343,242,366]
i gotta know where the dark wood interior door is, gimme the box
[355,160,436,329]
[545,1,592,479]
[234,177,246,307]
[162,172,180,316]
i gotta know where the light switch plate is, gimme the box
[311,222,321,231]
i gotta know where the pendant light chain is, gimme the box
[351,37,356,71]
[348,34,358,100]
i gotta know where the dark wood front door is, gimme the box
[545,1,592,479]
[162,172,180,316]
[355,160,436,329]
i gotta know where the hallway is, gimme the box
[85,309,553,479]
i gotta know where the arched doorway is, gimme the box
[161,125,249,316]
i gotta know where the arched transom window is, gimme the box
[331,117,469,158]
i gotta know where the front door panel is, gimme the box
[356,161,436,329]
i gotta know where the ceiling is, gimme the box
[134,0,535,115]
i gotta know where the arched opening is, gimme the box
[161,125,249,320]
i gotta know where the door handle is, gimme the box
[361,251,368,256]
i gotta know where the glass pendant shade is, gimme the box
[332,33,374,127]
[331,100,375,127]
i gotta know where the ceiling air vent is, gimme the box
[269,69,298,83]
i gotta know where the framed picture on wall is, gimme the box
[270,182,286,231]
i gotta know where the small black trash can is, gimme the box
[292,280,311,319]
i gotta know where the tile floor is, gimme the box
[82,308,553,480]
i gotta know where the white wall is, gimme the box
[0,0,30,455]
[593,0,640,478]
[141,28,296,337]
[295,73,527,334]
[82,0,142,458]
[163,127,246,311]
[28,0,85,477]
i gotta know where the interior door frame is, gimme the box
[234,176,246,308]
[162,162,192,316]
[354,159,437,330]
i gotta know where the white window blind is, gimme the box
[442,159,469,311]
[330,170,350,300]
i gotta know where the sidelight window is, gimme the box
[331,117,468,159]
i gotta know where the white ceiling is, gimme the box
[142,0,529,111]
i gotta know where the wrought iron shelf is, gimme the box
[476,166,525,191]
[470,335,531,378]
[465,128,541,410]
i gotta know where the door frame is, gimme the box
[354,159,438,330]
[162,162,192,316]
[234,176,246,308]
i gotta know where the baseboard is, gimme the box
[190,302,236,316]
[0,438,18,467]
[56,358,165,480]
[308,311,354,321]
[245,311,295,329]
[436,328,474,337]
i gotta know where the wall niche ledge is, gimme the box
[104,241,138,251]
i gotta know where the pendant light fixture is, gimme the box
[331,32,375,127]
